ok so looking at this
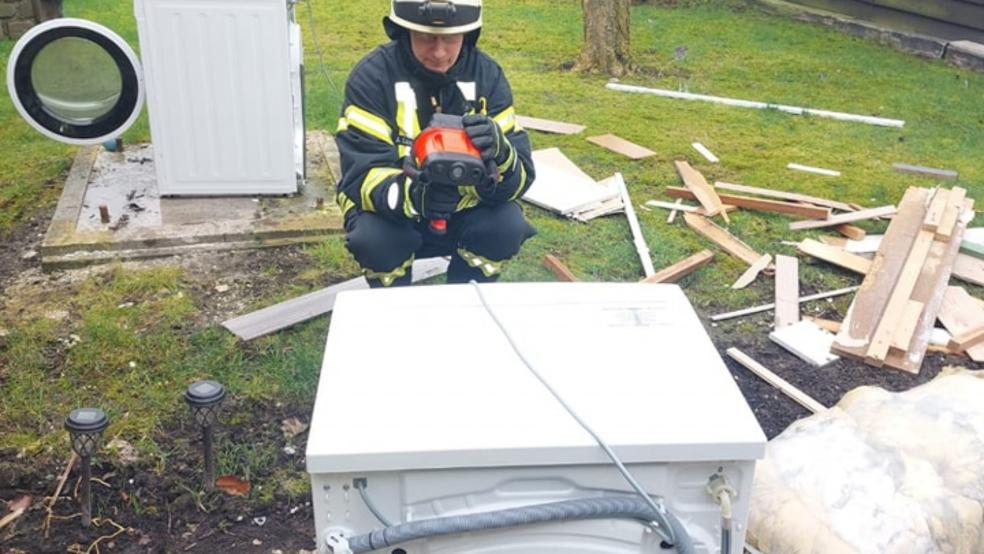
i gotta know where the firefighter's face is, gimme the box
[410,31,465,74]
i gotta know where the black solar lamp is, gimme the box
[184,380,226,490]
[65,407,109,527]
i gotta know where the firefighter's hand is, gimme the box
[409,180,460,220]
[462,114,513,167]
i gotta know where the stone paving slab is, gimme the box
[41,131,343,270]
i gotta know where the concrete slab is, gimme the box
[41,131,344,270]
[946,40,984,71]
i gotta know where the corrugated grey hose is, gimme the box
[346,496,695,553]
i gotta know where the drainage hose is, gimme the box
[346,496,695,553]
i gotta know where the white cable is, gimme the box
[469,281,677,546]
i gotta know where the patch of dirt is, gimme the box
[0,402,316,554]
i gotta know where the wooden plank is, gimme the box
[817,236,848,248]
[938,286,984,362]
[587,134,656,160]
[223,258,450,340]
[732,254,772,289]
[889,299,925,352]
[683,212,764,266]
[674,161,728,222]
[953,253,984,286]
[774,255,800,328]
[692,142,719,163]
[936,187,966,241]
[833,187,930,361]
[667,198,683,224]
[835,224,867,240]
[646,199,699,213]
[921,188,951,232]
[787,163,841,177]
[892,162,958,180]
[797,239,873,275]
[664,186,831,219]
[803,316,842,333]
[769,320,840,367]
[642,249,714,284]
[882,197,975,372]
[948,325,984,352]
[543,254,579,282]
[710,286,859,321]
[715,182,856,212]
[726,348,826,413]
[617,174,656,278]
[516,115,585,135]
[790,205,897,230]
[864,229,937,366]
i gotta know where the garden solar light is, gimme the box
[64,407,109,528]
[184,380,226,490]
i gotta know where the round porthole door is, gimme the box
[6,18,144,145]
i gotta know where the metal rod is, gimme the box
[81,456,92,527]
[203,425,215,490]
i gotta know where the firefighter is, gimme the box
[335,0,537,287]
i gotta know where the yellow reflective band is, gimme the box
[336,191,356,215]
[497,143,516,176]
[344,105,394,145]
[360,167,402,213]
[493,106,517,134]
[364,256,414,287]
[336,117,349,133]
[457,247,504,277]
[457,187,481,211]
[509,163,527,201]
[402,176,418,219]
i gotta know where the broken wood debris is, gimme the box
[769,320,840,367]
[892,162,958,181]
[526,148,621,220]
[832,187,975,373]
[787,163,841,177]
[641,250,714,284]
[732,254,772,290]
[516,115,586,135]
[938,286,984,362]
[774,255,800,328]
[797,239,873,275]
[674,161,728,222]
[617,174,656,278]
[710,286,860,322]
[666,198,684,223]
[789,205,897,231]
[714,181,856,212]
[543,254,579,282]
[692,142,719,163]
[587,133,656,160]
[664,186,831,219]
[727,348,827,413]
[646,199,699,213]
[835,224,866,240]
[605,82,905,128]
[223,258,449,341]
[683,212,766,267]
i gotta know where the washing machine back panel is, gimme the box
[135,0,297,195]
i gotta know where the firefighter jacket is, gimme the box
[335,23,535,222]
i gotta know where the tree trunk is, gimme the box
[576,0,632,77]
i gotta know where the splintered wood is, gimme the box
[674,161,729,222]
[832,187,975,373]
[683,213,765,267]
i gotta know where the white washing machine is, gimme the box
[306,283,766,554]
[6,0,303,195]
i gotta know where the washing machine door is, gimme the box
[6,18,144,145]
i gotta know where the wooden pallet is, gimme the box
[832,187,974,373]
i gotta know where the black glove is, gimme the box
[409,179,461,220]
[462,114,513,167]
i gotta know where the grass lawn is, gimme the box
[0,0,982,527]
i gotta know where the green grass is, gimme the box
[1,0,982,494]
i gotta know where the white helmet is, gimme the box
[389,0,482,35]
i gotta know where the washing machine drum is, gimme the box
[6,18,144,145]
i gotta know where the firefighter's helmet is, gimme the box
[389,0,482,35]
